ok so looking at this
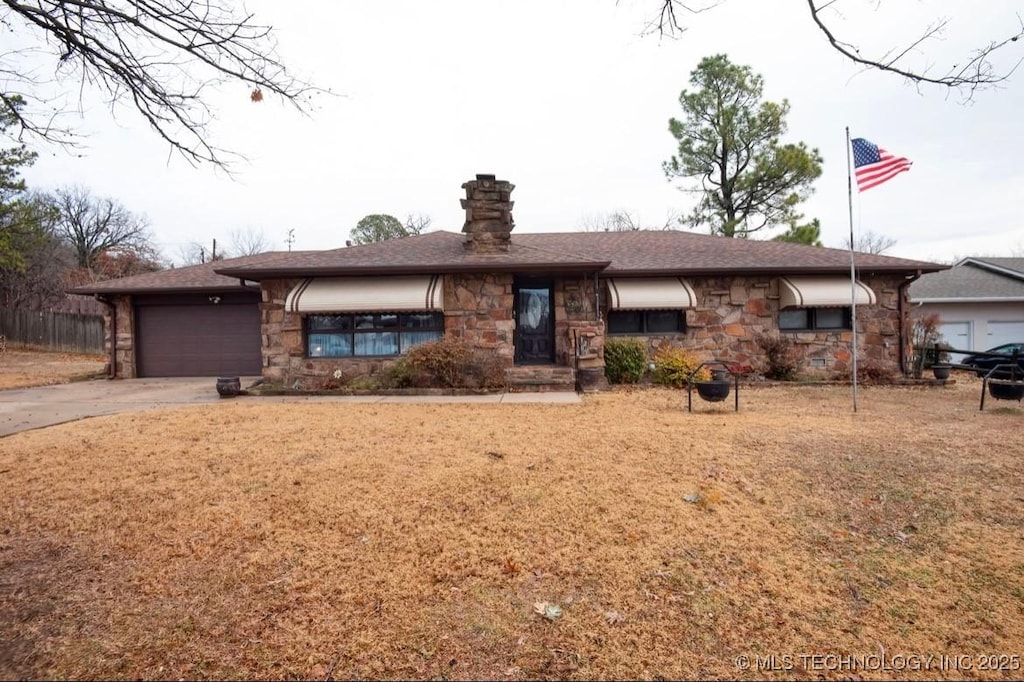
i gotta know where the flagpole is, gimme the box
[845,126,858,412]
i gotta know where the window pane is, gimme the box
[308,333,352,357]
[401,330,443,352]
[353,314,375,330]
[607,311,642,334]
[645,310,683,333]
[354,331,399,356]
[403,313,443,329]
[815,308,846,329]
[779,309,809,330]
[377,314,399,329]
[308,314,351,331]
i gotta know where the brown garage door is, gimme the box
[135,294,261,377]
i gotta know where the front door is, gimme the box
[514,280,554,364]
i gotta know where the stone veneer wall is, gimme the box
[261,275,521,386]
[260,274,605,386]
[606,273,906,375]
[258,272,907,385]
[444,273,515,360]
[104,295,136,378]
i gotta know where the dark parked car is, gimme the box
[962,343,1024,377]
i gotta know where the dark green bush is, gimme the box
[603,338,648,384]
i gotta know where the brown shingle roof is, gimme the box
[69,230,947,295]
[218,230,944,279]
[66,252,316,295]
[515,231,942,275]
[214,231,610,279]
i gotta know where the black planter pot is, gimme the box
[695,379,731,402]
[988,380,1024,402]
[216,376,241,398]
[931,364,951,380]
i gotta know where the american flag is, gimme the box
[851,137,912,191]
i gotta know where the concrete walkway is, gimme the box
[0,378,581,437]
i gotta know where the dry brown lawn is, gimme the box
[2,378,1023,680]
[0,348,105,389]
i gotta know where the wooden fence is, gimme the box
[0,308,105,354]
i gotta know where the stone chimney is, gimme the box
[461,174,514,253]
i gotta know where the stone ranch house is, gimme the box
[71,175,945,388]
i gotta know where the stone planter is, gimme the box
[216,376,241,398]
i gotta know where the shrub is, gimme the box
[377,357,420,388]
[462,350,508,390]
[831,358,898,384]
[756,334,801,381]
[652,346,710,387]
[407,337,472,387]
[603,338,648,384]
[406,337,507,389]
[910,312,949,373]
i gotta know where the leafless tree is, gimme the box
[405,214,432,235]
[643,1,1023,97]
[1,0,319,167]
[229,226,271,256]
[846,230,897,254]
[174,241,206,267]
[579,209,680,232]
[53,185,154,269]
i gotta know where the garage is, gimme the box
[985,321,1024,350]
[135,293,261,377]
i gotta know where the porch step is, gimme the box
[506,366,577,393]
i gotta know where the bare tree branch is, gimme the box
[229,225,270,256]
[845,230,896,254]
[647,1,1024,97]
[1,0,322,167]
[52,184,153,269]
[805,0,1023,97]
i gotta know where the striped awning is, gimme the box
[779,276,876,308]
[606,277,697,310]
[285,275,443,313]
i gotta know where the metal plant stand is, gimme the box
[687,361,740,412]
[979,354,1024,410]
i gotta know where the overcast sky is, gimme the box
[18,0,1024,265]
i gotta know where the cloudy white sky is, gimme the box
[16,0,1024,264]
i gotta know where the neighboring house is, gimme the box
[910,257,1024,355]
[71,175,946,386]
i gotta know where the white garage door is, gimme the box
[938,321,971,358]
[986,321,1024,350]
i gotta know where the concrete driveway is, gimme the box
[0,378,580,437]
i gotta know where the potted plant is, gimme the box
[928,343,953,380]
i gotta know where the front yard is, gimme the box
[1,379,1022,679]
[0,348,105,390]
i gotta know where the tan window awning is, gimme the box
[286,275,444,313]
[779,276,876,308]
[606,277,697,310]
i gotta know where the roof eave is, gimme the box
[67,284,260,296]
[602,265,941,277]
[911,296,1024,304]
[215,261,613,279]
